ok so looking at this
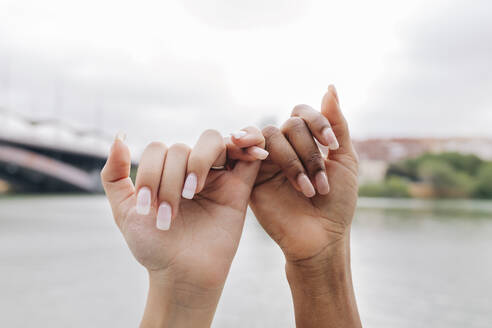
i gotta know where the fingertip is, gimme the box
[246,146,269,160]
[321,89,334,117]
[322,127,339,150]
[297,173,316,198]
[156,202,172,231]
[229,134,243,147]
[111,131,130,155]
[328,84,339,104]
[136,186,151,215]
[115,131,126,143]
[182,172,197,199]
[102,134,131,183]
[315,171,330,195]
[230,130,247,139]
[323,85,343,118]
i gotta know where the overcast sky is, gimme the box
[0,0,491,150]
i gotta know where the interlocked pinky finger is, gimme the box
[228,126,268,161]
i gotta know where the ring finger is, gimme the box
[157,143,191,230]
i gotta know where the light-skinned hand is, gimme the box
[101,127,267,328]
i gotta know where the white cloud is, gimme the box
[357,0,492,138]
[0,0,490,154]
[180,0,311,29]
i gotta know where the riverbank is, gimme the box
[1,195,491,327]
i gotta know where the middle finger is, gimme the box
[281,117,330,195]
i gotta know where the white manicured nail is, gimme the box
[247,146,269,160]
[297,173,316,198]
[315,171,330,195]
[231,130,247,139]
[115,131,126,142]
[322,127,339,150]
[329,84,340,104]
[136,187,151,215]
[156,202,172,230]
[182,173,197,199]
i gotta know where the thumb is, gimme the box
[101,133,135,218]
[321,85,354,155]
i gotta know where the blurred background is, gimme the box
[0,0,491,327]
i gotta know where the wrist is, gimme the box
[140,269,223,328]
[285,232,361,328]
[285,234,350,294]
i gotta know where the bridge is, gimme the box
[0,109,120,193]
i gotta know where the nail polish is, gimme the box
[182,173,197,199]
[156,202,172,230]
[328,84,339,104]
[322,127,339,150]
[248,146,269,160]
[315,171,330,195]
[231,130,247,139]
[115,131,126,142]
[297,173,316,198]
[136,187,151,215]
[110,131,126,154]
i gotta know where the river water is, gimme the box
[0,196,491,327]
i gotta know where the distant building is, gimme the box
[353,137,492,182]
[353,137,492,162]
[357,159,387,183]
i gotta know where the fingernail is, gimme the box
[182,173,197,199]
[297,173,316,198]
[136,187,151,215]
[322,127,339,150]
[315,171,330,195]
[115,131,126,142]
[156,202,172,230]
[231,130,247,139]
[328,84,339,104]
[248,146,269,160]
[110,132,126,154]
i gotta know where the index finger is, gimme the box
[185,129,226,198]
[291,104,339,150]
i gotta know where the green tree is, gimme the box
[428,152,483,176]
[474,163,492,198]
[387,152,484,181]
[386,159,419,181]
[417,159,475,197]
[359,176,410,198]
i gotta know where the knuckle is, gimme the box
[145,141,167,151]
[188,154,201,163]
[201,129,225,151]
[283,156,303,172]
[282,116,306,133]
[306,152,324,168]
[188,153,207,167]
[169,142,191,153]
[245,125,261,135]
[213,142,226,154]
[291,104,310,115]
[201,129,222,140]
[262,125,280,139]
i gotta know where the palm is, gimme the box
[117,169,254,288]
[250,152,358,261]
